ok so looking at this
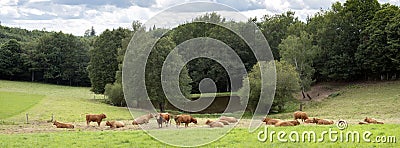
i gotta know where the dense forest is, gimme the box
[1,0,399,111]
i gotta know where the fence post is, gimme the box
[26,113,29,124]
[299,104,303,111]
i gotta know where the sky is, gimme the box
[1,0,399,36]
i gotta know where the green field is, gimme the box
[268,82,400,123]
[0,80,399,147]
[0,92,44,119]
[0,125,398,147]
[0,80,134,123]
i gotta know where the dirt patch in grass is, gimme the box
[2,117,398,134]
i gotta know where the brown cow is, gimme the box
[106,121,125,128]
[53,121,74,129]
[262,118,281,125]
[293,111,308,122]
[304,117,320,124]
[275,121,294,127]
[205,120,224,128]
[219,116,238,123]
[217,120,229,125]
[174,114,197,128]
[316,119,334,125]
[275,120,300,127]
[86,113,106,126]
[159,113,171,127]
[132,113,154,125]
[156,115,166,128]
[364,117,384,124]
[288,120,300,126]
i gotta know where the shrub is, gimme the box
[238,60,300,113]
[104,83,125,106]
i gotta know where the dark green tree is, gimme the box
[280,32,318,99]
[308,0,380,81]
[33,32,90,85]
[239,61,300,113]
[257,11,300,60]
[88,28,131,94]
[356,4,400,80]
[146,34,192,112]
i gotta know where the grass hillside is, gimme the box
[0,80,399,147]
[0,92,44,119]
[1,80,400,123]
[269,81,400,124]
[0,80,134,123]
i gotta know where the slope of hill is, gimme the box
[270,81,400,124]
[1,80,399,124]
[0,80,134,123]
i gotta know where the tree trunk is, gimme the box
[387,73,389,81]
[31,71,34,82]
[159,102,164,113]
[306,93,312,100]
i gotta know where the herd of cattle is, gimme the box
[52,113,238,129]
[262,111,384,127]
[52,111,384,129]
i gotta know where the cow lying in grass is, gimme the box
[315,118,334,125]
[219,116,238,123]
[205,120,224,128]
[262,118,281,125]
[53,121,74,129]
[132,113,154,125]
[275,120,300,127]
[217,120,229,125]
[364,117,384,124]
[304,117,320,124]
[106,121,125,128]
[294,111,308,122]
[174,114,197,128]
[86,113,106,126]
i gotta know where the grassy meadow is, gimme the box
[0,91,44,119]
[268,81,400,123]
[0,80,134,123]
[0,124,398,147]
[0,80,399,147]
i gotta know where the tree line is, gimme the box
[1,0,399,112]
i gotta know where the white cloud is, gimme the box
[378,0,400,5]
[0,6,21,18]
[1,0,400,36]
[265,0,291,12]
[19,8,46,16]
[0,0,19,6]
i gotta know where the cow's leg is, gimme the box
[97,121,101,126]
[86,121,89,126]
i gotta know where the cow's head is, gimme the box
[106,121,111,126]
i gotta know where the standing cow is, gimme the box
[174,114,197,128]
[86,113,107,126]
